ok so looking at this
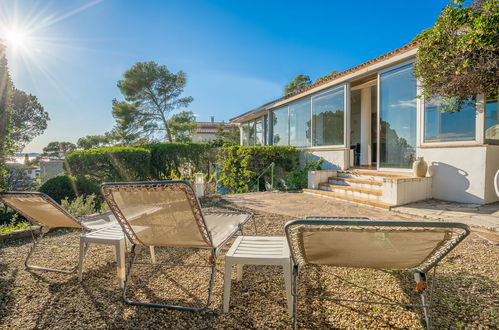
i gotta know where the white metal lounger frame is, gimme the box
[0,191,89,274]
[285,218,470,329]
[102,180,254,311]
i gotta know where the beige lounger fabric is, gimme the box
[286,222,468,273]
[103,184,211,248]
[299,228,450,269]
[103,181,253,250]
[0,193,82,229]
[204,212,251,247]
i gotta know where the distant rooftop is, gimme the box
[6,162,37,170]
[196,121,237,134]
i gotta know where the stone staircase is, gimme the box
[304,170,418,209]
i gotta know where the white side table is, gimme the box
[223,236,292,316]
[78,224,156,288]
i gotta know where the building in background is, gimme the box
[192,116,238,142]
[5,162,38,180]
[39,159,64,183]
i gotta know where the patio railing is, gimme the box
[248,162,275,192]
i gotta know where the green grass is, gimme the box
[0,221,32,234]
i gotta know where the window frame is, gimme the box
[420,95,483,147]
[310,84,348,149]
[377,60,418,172]
[484,94,499,145]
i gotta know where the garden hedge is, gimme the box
[65,147,151,183]
[146,143,215,180]
[39,175,100,203]
[217,145,300,193]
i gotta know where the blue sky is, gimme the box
[0,0,450,152]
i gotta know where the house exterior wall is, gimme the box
[233,43,498,205]
[303,148,349,170]
[381,177,432,205]
[40,160,64,183]
[417,146,488,204]
[192,133,217,142]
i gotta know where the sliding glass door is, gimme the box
[379,64,417,169]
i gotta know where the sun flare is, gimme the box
[5,29,27,47]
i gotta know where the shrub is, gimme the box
[413,0,498,111]
[146,143,215,180]
[74,175,101,197]
[0,210,19,226]
[39,175,101,203]
[39,175,76,203]
[61,194,108,217]
[0,216,31,234]
[286,155,323,190]
[66,147,151,184]
[217,145,300,193]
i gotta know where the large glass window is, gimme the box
[242,123,250,146]
[255,119,263,146]
[263,115,269,145]
[379,64,417,169]
[247,121,255,146]
[424,98,476,142]
[312,86,345,146]
[289,98,311,147]
[485,96,499,141]
[272,106,289,146]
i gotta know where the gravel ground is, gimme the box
[0,200,497,329]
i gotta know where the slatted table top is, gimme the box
[82,223,125,242]
[226,236,290,261]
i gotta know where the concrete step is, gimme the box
[319,183,382,199]
[336,170,412,182]
[328,176,383,188]
[303,188,393,209]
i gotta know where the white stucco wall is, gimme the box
[484,145,499,203]
[302,149,348,170]
[381,177,432,205]
[417,146,487,204]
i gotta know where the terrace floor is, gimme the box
[0,193,497,329]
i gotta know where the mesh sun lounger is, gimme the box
[285,218,470,329]
[101,180,254,311]
[0,191,91,273]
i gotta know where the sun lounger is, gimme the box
[285,218,470,329]
[0,191,92,273]
[101,180,254,311]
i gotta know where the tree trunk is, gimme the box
[166,122,173,142]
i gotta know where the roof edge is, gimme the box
[230,40,420,123]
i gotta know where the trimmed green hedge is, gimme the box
[39,175,101,203]
[146,143,214,180]
[66,147,151,183]
[217,145,300,193]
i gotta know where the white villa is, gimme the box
[230,41,499,208]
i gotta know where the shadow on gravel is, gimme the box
[393,268,498,329]
[0,258,18,323]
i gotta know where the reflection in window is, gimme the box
[242,123,249,146]
[255,119,263,146]
[263,115,269,145]
[379,64,417,169]
[424,97,476,142]
[312,86,345,146]
[289,98,311,147]
[247,121,255,146]
[485,96,499,141]
[272,106,289,146]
